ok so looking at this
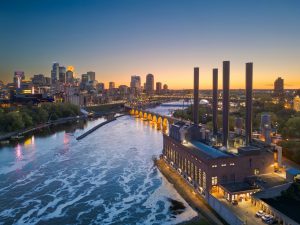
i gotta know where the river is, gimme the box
[0,101,197,225]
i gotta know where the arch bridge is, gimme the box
[127,107,183,133]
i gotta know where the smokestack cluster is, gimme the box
[193,67,199,126]
[245,62,253,145]
[191,61,254,148]
[222,61,230,148]
[212,69,218,136]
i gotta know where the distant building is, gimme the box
[130,75,141,94]
[274,77,284,96]
[145,74,154,95]
[87,71,96,81]
[119,85,129,96]
[81,74,89,84]
[293,95,300,112]
[66,70,74,84]
[156,82,162,95]
[163,84,168,93]
[97,82,105,92]
[109,82,115,90]
[51,62,59,85]
[261,113,272,144]
[32,74,46,86]
[59,66,66,83]
[13,71,25,88]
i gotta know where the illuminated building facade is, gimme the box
[162,62,277,201]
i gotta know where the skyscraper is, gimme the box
[130,75,141,94]
[109,82,115,90]
[87,71,96,81]
[51,62,59,85]
[81,74,89,84]
[66,70,74,84]
[97,82,105,92]
[145,74,154,95]
[156,82,162,94]
[59,66,66,83]
[274,77,284,96]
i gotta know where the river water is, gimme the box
[0,102,197,225]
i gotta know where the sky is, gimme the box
[0,0,300,89]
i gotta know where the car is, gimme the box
[266,218,278,224]
[232,200,238,205]
[255,210,264,218]
[262,215,273,223]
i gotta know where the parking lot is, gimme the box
[213,192,271,225]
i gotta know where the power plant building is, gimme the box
[162,61,278,202]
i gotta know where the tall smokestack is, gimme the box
[245,62,253,146]
[213,68,218,136]
[194,67,199,126]
[222,61,230,148]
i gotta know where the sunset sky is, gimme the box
[1,0,300,89]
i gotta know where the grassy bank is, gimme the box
[155,158,225,225]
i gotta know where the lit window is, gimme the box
[230,163,235,166]
[221,164,226,167]
[212,176,218,185]
[212,165,217,168]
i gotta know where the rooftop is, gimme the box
[186,141,230,159]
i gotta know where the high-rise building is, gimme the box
[109,82,115,90]
[274,77,284,96]
[130,75,141,94]
[119,85,129,95]
[59,66,66,83]
[32,74,46,86]
[156,82,162,94]
[97,82,105,92]
[13,71,25,88]
[145,74,154,95]
[293,95,300,112]
[87,71,96,81]
[66,70,74,84]
[51,62,59,85]
[81,74,89,84]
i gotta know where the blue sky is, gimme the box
[1,0,300,88]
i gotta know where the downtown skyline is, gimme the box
[1,0,300,89]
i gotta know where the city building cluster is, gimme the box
[0,62,170,107]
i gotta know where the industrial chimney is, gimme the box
[194,67,199,126]
[212,68,218,136]
[245,62,253,146]
[222,61,230,148]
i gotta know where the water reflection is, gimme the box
[15,144,22,161]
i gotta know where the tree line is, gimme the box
[0,103,80,133]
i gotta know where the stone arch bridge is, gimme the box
[125,106,188,132]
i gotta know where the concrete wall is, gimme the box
[208,194,244,225]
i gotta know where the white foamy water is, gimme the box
[0,107,197,225]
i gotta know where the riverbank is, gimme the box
[0,115,86,142]
[155,158,225,225]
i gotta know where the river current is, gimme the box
[0,102,197,225]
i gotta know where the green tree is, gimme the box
[282,117,300,138]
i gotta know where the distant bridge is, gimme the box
[125,105,191,132]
